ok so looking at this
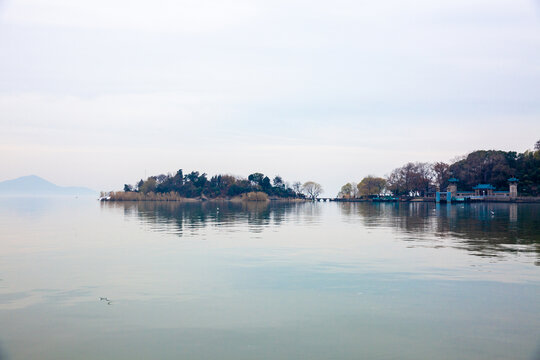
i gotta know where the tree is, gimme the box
[448,151,514,190]
[227,180,251,196]
[292,181,302,194]
[535,139,540,151]
[350,182,359,198]
[302,181,323,200]
[273,175,284,188]
[120,169,320,198]
[139,177,157,194]
[514,150,540,195]
[196,173,208,188]
[431,162,449,190]
[357,176,386,196]
[338,183,353,198]
[261,176,272,190]
[136,179,144,192]
[248,173,265,186]
[156,174,168,184]
[185,171,200,184]
[386,163,432,196]
[173,169,184,187]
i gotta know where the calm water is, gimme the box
[0,198,539,360]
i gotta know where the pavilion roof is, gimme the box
[473,184,496,190]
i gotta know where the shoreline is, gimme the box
[102,193,307,203]
[101,191,540,204]
[333,197,540,203]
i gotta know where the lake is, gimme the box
[0,198,539,360]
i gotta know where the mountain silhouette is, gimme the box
[0,175,96,196]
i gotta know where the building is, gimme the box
[508,177,519,198]
[438,177,519,202]
[473,184,495,196]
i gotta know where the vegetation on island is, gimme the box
[338,176,387,198]
[110,170,323,201]
[108,141,539,201]
[339,140,540,198]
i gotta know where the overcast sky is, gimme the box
[1,0,539,194]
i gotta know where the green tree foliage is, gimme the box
[248,173,265,186]
[386,141,540,196]
[126,170,304,199]
[261,176,272,191]
[514,149,540,195]
[139,177,157,194]
[448,151,515,190]
[338,183,354,198]
[273,176,284,188]
[357,176,386,196]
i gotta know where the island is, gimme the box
[103,170,322,202]
[337,142,540,203]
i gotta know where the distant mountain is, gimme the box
[0,175,96,196]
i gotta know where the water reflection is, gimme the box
[105,201,540,264]
[101,201,315,236]
[340,202,540,262]
[1,199,539,360]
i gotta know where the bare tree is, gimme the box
[302,181,323,200]
[386,162,433,196]
[431,162,449,190]
[449,154,467,164]
[350,182,359,198]
[292,181,302,194]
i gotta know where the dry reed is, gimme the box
[108,191,190,201]
[241,191,269,201]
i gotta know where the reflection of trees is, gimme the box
[102,201,540,263]
[341,202,435,233]
[102,201,307,236]
[340,202,540,262]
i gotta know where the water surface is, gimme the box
[0,198,539,359]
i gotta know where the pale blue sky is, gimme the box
[1,0,539,194]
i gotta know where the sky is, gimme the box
[0,0,539,195]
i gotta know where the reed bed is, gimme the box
[108,191,192,201]
[241,191,269,201]
[106,190,292,202]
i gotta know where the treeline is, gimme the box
[121,170,322,199]
[340,140,540,197]
[338,176,387,198]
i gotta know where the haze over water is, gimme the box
[0,198,539,360]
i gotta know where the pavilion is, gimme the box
[437,177,519,202]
